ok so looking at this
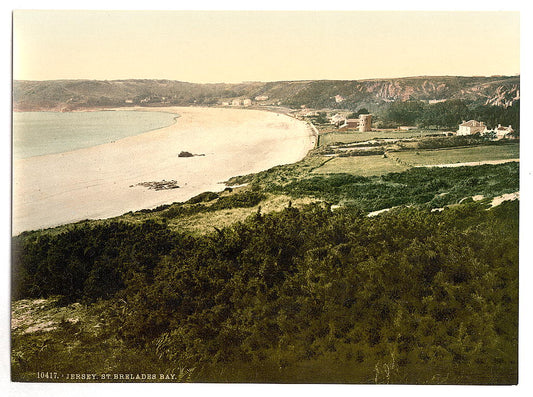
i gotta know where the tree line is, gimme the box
[381,99,520,131]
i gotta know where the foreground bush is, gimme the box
[12,200,518,383]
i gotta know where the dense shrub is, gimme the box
[12,200,518,383]
[416,136,485,149]
[186,191,220,204]
[271,163,518,211]
[12,220,177,302]
[210,191,265,210]
[160,191,266,219]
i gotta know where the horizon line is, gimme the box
[14,73,521,84]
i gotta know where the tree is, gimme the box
[418,100,469,129]
[348,108,371,119]
[315,112,328,124]
[383,101,426,126]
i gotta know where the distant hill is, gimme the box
[13,75,520,112]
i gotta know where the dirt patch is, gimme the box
[11,298,94,335]
[491,192,519,207]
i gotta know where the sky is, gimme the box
[13,10,520,83]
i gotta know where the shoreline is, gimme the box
[14,109,181,160]
[12,106,316,235]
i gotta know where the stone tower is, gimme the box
[359,114,372,132]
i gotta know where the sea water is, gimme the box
[13,110,178,159]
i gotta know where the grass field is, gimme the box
[319,130,442,146]
[311,155,409,176]
[390,144,519,166]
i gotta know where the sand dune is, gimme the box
[13,107,316,235]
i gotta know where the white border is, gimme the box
[3,2,531,397]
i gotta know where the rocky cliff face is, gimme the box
[339,77,519,106]
[483,84,520,107]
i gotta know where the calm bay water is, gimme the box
[13,110,178,159]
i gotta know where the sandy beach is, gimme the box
[13,107,316,235]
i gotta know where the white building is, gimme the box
[242,99,252,106]
[493,124,515,140]
[329,113,346,126]
[255,95,269,101]
[457,120,487,136]
[458,121,516,140]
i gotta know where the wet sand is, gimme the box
[12,106,316,235]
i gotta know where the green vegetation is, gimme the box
[318,130,439,146]
[269,162,518,212]
[164,195,317,236]
[390,144,519,166]
[307,112,329,125]
[11,298,196,382]
[382,99,520,132]
[347,108,370,118]
[311,155,409,176]
[382,100,426,126]
[411,135,488,150]
[225,153,330,187]
[12,201,518,383]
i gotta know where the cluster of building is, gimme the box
[457,120,516,140]
[124,96,171,105]
[220,98,252,107]
[221,95,270,107]
[330,113,373,132]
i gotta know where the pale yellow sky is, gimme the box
[13,10,520,82]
